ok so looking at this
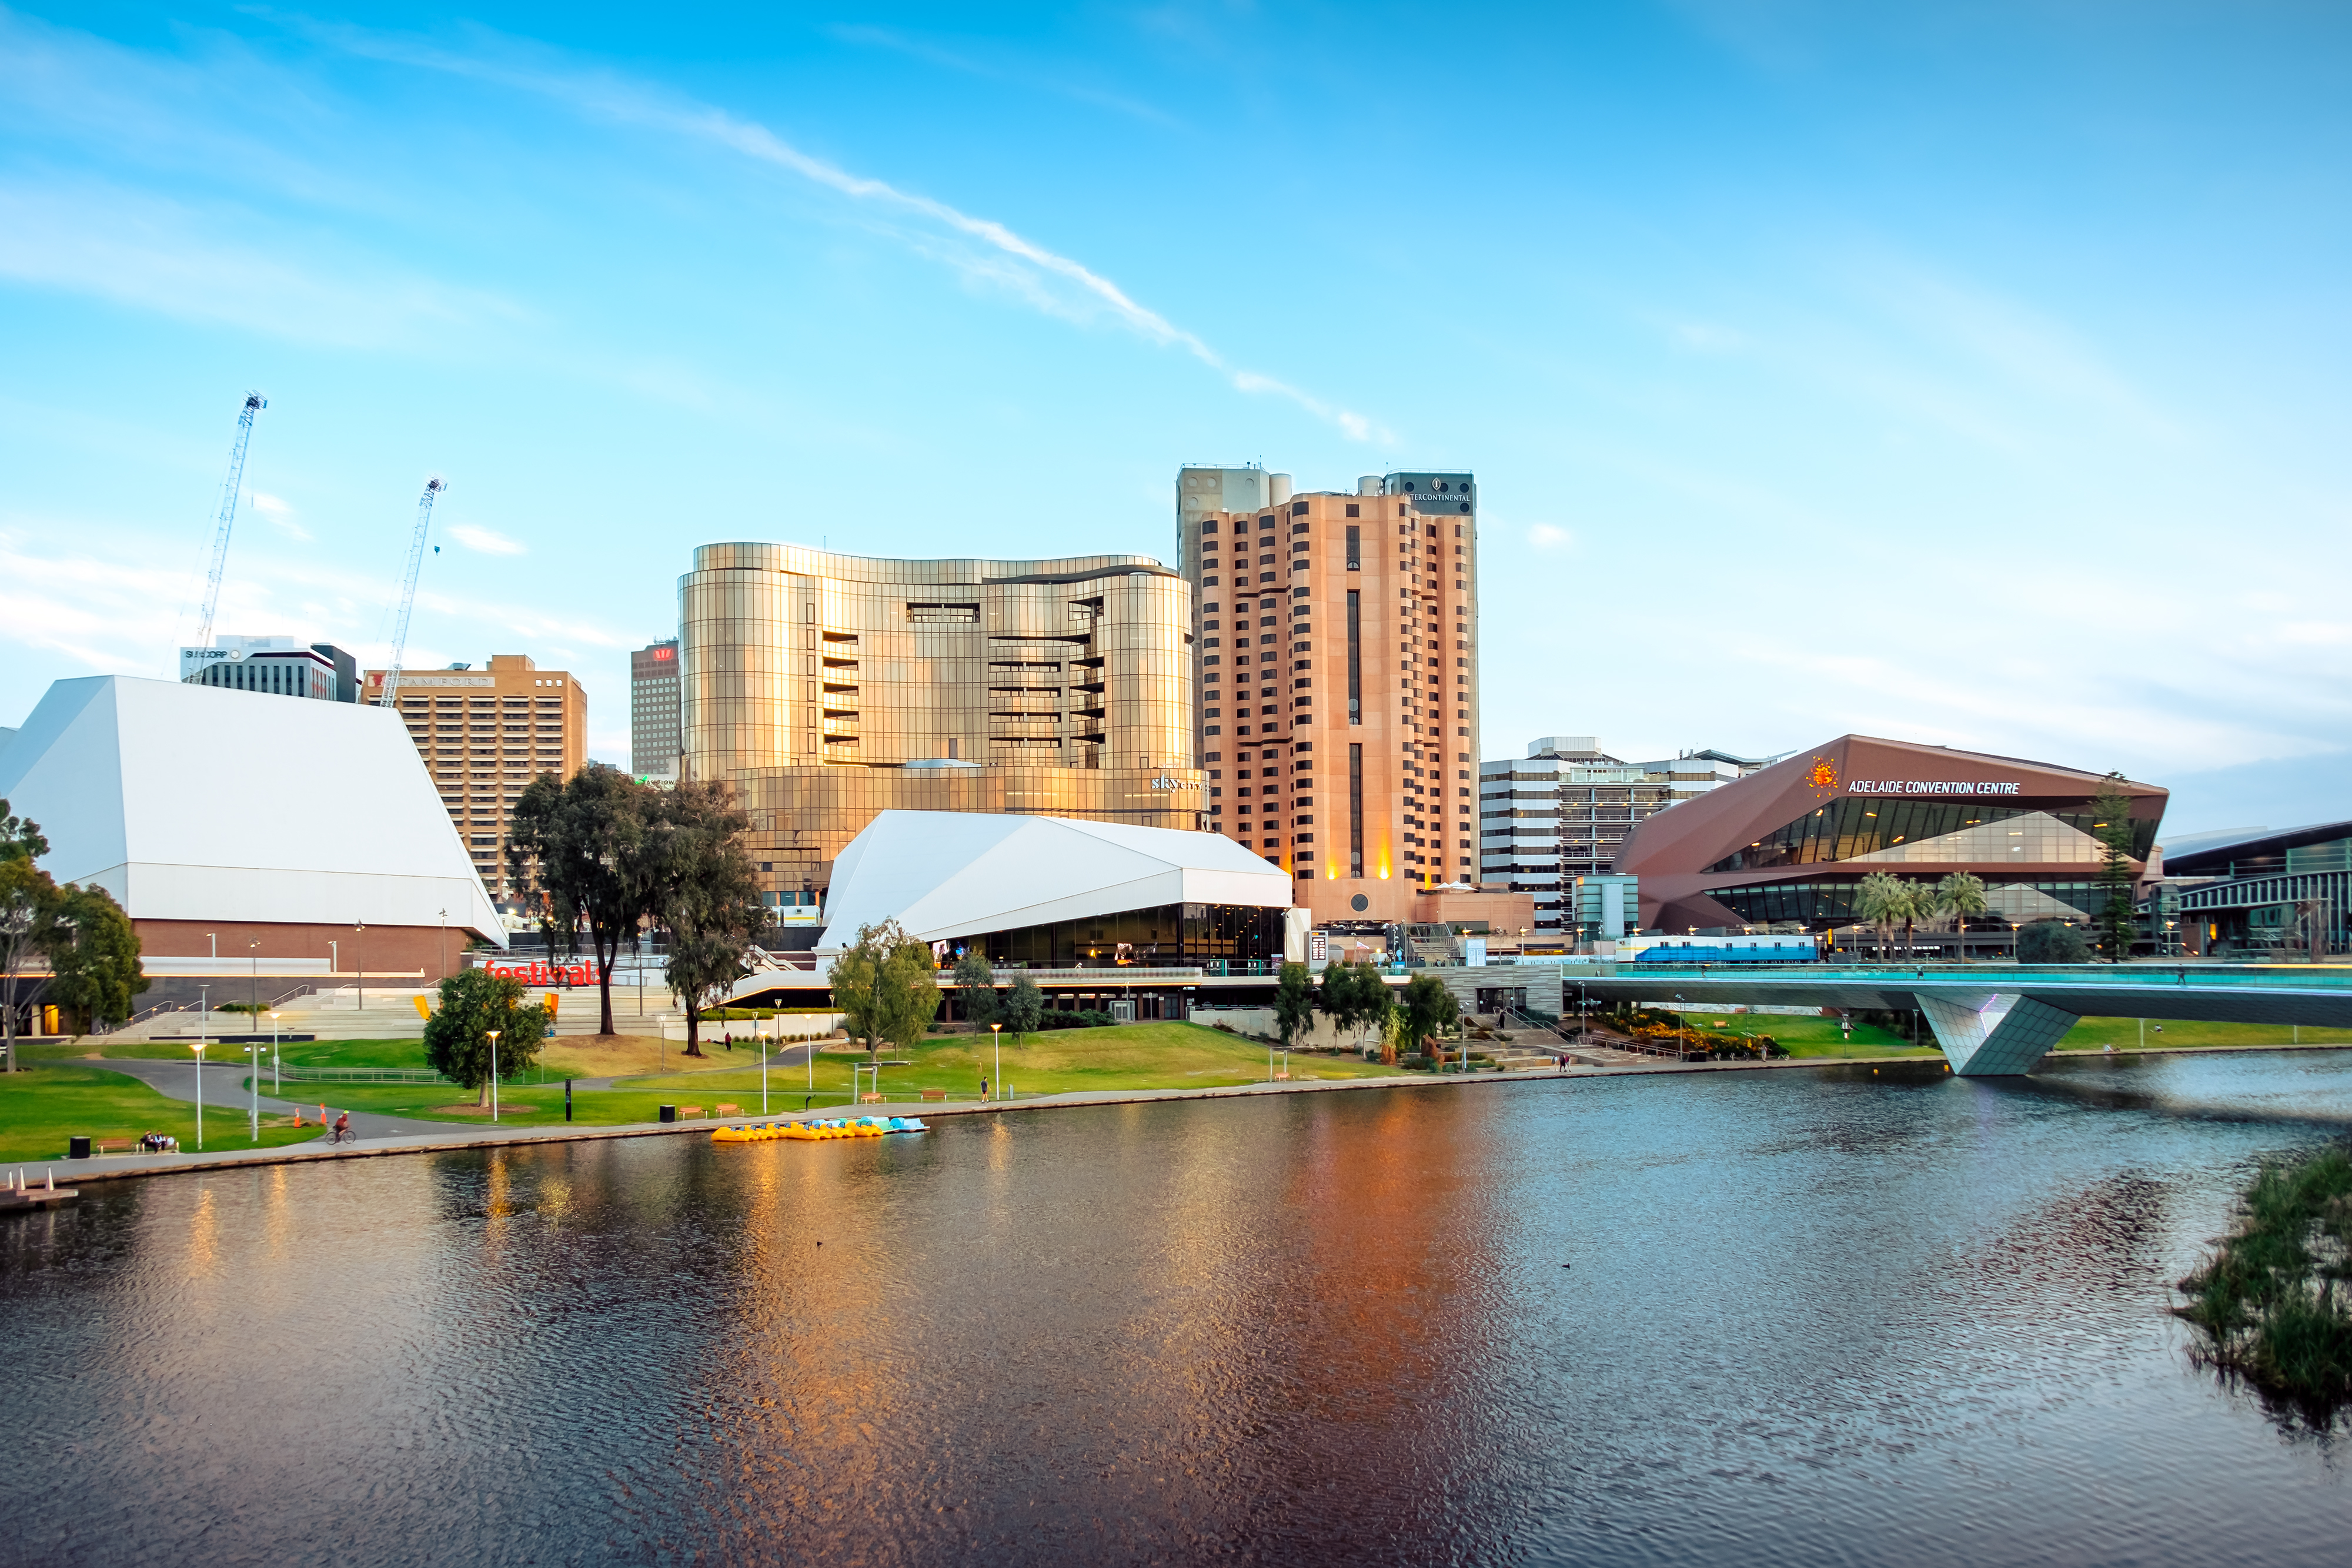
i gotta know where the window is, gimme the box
[1346,591,1361,724]
[1345,524,1360,570]
[1350,744,1364,878]
[907,603,980,624]
[1345,503,1359,518]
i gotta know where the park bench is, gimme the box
[919,1088,946,1102]
[678,1106,703,1119]
[858,1092,884,1104]
[716,1104,739,1116]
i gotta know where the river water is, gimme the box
[5,1052,2351,1566]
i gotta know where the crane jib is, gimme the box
[379,474,447,711]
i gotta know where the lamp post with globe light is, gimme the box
[486,1031,501,1124]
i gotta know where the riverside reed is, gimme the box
[2176,1145,2352,1416]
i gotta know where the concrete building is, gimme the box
[180,635,358,703]
[677,544,1203,904]
[0,675,503,991]
[630,637,681,783]
[1478,737,1763,937]
[361,654,589,900]
[1615,734,2167,942]
[1175,464,1482,924]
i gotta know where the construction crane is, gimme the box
[378,475,446,710]
[192,391,266,652]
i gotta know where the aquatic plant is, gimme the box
[2176,1146,2352,1418]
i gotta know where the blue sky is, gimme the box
[3,2,2347,835]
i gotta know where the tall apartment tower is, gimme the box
[630,638,682,781]
[1176,464,1481,925]
[363,654,587,899]
[677,544,1203,900]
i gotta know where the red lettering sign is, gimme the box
[652,647,674,661]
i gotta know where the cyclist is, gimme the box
[332,1111,352,1144]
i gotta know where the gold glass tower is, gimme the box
[679,543,1205,895]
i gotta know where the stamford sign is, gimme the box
[1849,779,2023,796]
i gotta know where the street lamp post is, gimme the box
[760,1018,770,1116]
[249,938,259,1032]
[991,1022,1001,1102]
[247,1041,262,1141]
[355,921,366,1010]
[270,1011,281,1092]
[486,1030,501,1124]
[190,1038,205,1151]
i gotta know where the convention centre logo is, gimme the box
[1805,756,1840,797]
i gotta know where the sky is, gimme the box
[2,1,2348,837]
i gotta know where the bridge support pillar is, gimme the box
[1917,992,2077,1076]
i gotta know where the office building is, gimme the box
[2159,823,2352,958]
[1479,737,1765,935]
[677,544,1202,901]
[1175,464,1482,924]
[0,675,503,984]
[1616,734,2167,939]
[362,655,589,899]
[180,634,358,703]
[631,638,682,782]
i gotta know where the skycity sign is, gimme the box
[1849,779,2024,796]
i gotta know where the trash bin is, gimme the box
[659,1105,676,1124]
[68,1136,91,1159]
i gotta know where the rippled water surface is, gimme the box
[7,1052,2352,1566]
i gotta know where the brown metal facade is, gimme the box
[1615,734,2167,934]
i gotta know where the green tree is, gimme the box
[506,764,663,1037]
[1274,961,1316,1051]
[1855,871,1927,961]
[1398,972,1460,1061]
[952,950,1000,1027]
[829,920,941,1057]
[34,882,146,1031]
[2090,775,2140,962]
[2017,920,2091,964]
[1001,972,1044,1045]
[653,781,764,1059]
[0,855,56,1073]
[1933,871,1989,962]
[424,967,552,1107]
[1317,959,1364,1046]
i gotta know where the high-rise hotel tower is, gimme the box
[1176,465,1481,924]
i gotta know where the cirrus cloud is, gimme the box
[448,523,525,556]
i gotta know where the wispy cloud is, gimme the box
[1527,523,1573,549]
[827,24,1182,129]
[447,523,526,556]
[249,490,309,540]
[294,19,1379,439]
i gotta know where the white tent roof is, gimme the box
[818,810,1291,948]
[0,675,505,945]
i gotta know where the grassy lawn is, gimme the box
[0,1061,321,1164]
[1638,1012,1942,1059]
[2053,1018,2352,1051]
[195,1023,1398,1131]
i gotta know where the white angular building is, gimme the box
[0,676,505,983]
[818,810,1299,968]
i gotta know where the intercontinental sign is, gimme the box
[1849,778,2023,796]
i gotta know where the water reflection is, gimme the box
[3,1053,2351,1565]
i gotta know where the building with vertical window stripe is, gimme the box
[361,655,588,901]
[179,634,358,703]
[1175,465,1482,925]
[631,637,682,781]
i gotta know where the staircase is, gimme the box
[1407,924,1464,965]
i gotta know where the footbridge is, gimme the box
[1567,964,2352,1075]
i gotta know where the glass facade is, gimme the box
[954,901,1285,968]
[679,544,1203,894]
[1712,879,2110,928]
[1706,798,2157,874]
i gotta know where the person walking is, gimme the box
[980,1074,990,1102]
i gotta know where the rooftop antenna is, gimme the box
[192,392,266,652]
[379,476,446,711]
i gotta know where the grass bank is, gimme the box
[0,1060,319,1165]
[2176,1145,2352,1420]
[39,1023,1395,1134]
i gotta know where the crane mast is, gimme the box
[192,391,266,651]
[379,475,446,711]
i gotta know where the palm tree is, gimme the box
[1934,872,1989,962]
[1855,871,1909,961]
